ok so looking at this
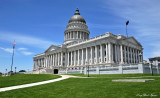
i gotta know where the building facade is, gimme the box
[149,57,160,66]
[33,9,144,74]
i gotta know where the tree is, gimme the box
[0,72,2,76]
[19,70,26,72]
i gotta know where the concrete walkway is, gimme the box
[0,75,78,92]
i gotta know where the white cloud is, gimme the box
[0,47,13,53]
[21,51,33,55]
[18,48,27,51]
[0,32,60,49]
[102,0,160,58]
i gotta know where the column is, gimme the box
[49,56,51,67]
[111,43,114,63]
[131,48,133,64]
[46,56,48,67]
[56,53,58,66]
[57,53,60,66]
[127,47,129,64]
[115,45,117,63]
[108,43,112,63]
[120,45,124,64]
[124,46,126,64]
[61,52,63,66]
[80,32,82,39]
[81,49,83,65]
[106,44,108,63]
[71,51,73,66]
[133,49,135,64]
[117,45,120,63]
[53,54,55,66]
[68,52,70,66]
[78,49,80,65]
[95,45,97,63]
[73,31,75,39]
[137,50,141,63]
[90,47,93,64]
[51,55,53,66]
[100,44,103,63]
[77,31,78,39]
[45,57,47,67]
[86,48,88,64]
[74,50,76,66]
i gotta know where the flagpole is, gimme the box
[126,20,129,37]
[126,24,128,37]
[11,41,15,75]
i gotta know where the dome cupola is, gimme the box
[64,8,90,44]
[69,8,86,24]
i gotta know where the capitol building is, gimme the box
[33,9,146,74]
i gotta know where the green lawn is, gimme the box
[0,74,61,88]
[0,74,160,98]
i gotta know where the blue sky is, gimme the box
[0,0,160,73]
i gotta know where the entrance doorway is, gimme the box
[54,69,58,74]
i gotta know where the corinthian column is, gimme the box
[131,48,133,64]
[74,50,76,66]
[108,43,112,63]
[106,44,108,63]
[86,48,88,64]
[78,49,80,65]
[53,54,55,66]
[127,47,129,64]
[71,51,73,66]
[115,45,117,63]
[90,47,93,64]
[81,49,83,65]
[68,52,70,66]
[120,45,124,64]
[95,45,97,63]
[100,44,103,63]
[124,46,126,64]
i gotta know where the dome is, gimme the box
[68,8,86,24]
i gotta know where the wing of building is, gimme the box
[33,8,144,74]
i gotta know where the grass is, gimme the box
[0,74,61,88]
[0,74,160,98]
[64,73,160,77]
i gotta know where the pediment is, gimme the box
[45,45,60,53]
[126,37,142,46]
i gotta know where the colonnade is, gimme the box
[65,31,89,40]
[34,43,143,70]
[67,43,142,67]
[34,52,65,70]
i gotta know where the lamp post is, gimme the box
[5,69,7,76]
[15,67,16,74]
[151,63,153,76]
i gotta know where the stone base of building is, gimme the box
[32,63,160,75]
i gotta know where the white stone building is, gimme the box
[149,57,160,66]
[33,8,145,74]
